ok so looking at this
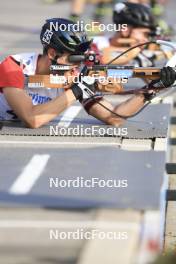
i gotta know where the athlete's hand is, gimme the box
[71,66,96,101]
[159,66,176,87]
[63,68,80,89]
[71,80,96,101]
[146,66,176,98]
[95,71,123,94]
[70,66,96,101]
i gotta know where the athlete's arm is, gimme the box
[86,94,145,126]
[3,87,76,128]
[101,46,141,64]
[86,66,176,126]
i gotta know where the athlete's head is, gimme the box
[113,2,157,42]
[40,18,92,66]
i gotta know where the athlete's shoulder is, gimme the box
[0,55,25,89]
[11,52,38,74]
[11,52,37,65]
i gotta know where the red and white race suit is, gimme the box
[0,53,64,120]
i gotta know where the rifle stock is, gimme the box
[27,66,174,89]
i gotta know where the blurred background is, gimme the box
[0,1,176,264]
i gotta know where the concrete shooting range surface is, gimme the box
[0,101,171,209]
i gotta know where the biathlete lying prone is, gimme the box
[0,18,175,128]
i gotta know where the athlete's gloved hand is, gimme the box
[158,66,176,88]
[71,80,96,101]
[143,90,155,102]
[71,66,96,101]
[143,66,176,102]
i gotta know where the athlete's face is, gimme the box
[130,28,151,43]
[56,52,79,66]
[48,48,80,68]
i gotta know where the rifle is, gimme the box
[27,40,176,95]
[27,63,176,92]
[27,66,163,85]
